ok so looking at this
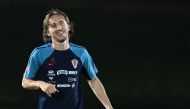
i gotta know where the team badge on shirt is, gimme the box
[71,59,78,69]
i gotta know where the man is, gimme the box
[22,9,114,109]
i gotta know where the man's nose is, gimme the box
[56,24,62,30]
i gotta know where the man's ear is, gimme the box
[68,24,71,31]
[47,30,50,36]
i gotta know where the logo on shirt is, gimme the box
[57,84,71,88]
[69,71,78,75]
[72,83,75,88]
[57,70,68,75]
[48,57,56,66]
[71,59,78,69]
[68,77,77,82]
[47,70,56,76]
[48,77,54,80]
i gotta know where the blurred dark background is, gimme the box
[0,0,190,109]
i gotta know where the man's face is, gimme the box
[47,15,70,43]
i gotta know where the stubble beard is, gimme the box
[53,34,68,43]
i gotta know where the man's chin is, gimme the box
[57,38,67,43]
[52,35,68,42]
[58,40,66,43]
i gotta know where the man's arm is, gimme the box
[22,77,58,97]
[88,76,114,109]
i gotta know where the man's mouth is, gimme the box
[57,31,64,35]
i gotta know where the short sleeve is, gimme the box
[82,49,98,80]
[23,49,40,79]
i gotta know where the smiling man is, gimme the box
[21,9,114,109]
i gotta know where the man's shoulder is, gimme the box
[31,43,51,55]
[70,43,86,50]
[36,43,51,49]
[70,43,89,56]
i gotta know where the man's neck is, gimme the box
[51,40,70,51]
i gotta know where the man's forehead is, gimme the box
[49,15,65,23]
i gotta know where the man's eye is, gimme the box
[59,22,64,25]
[51,24,56,28]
